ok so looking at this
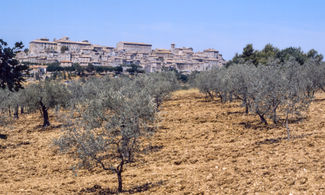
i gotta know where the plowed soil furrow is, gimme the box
[1,89,325,194]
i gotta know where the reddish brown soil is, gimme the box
[1,89,325,194]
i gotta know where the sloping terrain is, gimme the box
[1,89,325,194]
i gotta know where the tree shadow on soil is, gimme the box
[141,144,164,155]
[197,98,214,103]
[313,98,325,102]
[0,141,30,150]
[35,124,65,131]
[256,133,313,145]
[79,180,165,194]
[239,116,308,130]
[239,121,274,130]
[226,111,246,115]
[0,134,7,139]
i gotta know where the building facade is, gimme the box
[17,37,226,73]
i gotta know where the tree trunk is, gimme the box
[229,92,233,102]
[272,101,279,124]
[14,104,19,119]
[155,96,160,108]
[20,106,24,114]
[222,92,227,103]
[243,95,249,114]
[216,93,223,103]
[39,100,50,127]
[8,105,11,117]
[117,170,123,192]
[286,111,290,140]
[205,91,212,99]
[273,110,277,124]
[257,112,268,125]
[117,159,124,192]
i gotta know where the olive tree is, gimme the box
[192,69,218,99]
[140,71,179,108]
[55,77,158,192]
[22,81,71,127]
[280,61,313,139]
[227,64,255,113]
[0,89,13,125]
[243,63,286,125]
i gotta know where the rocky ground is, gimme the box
[1,89,325,194]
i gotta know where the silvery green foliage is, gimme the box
[193,67,235,102]
[0,88,24,118]
[0,89,12,110]
[140,71,179,107]
[55,73,177,192]
[22,81,71,126]
[216,68,234,102]
[227,64,255,113]
[66,80,84,106]
[23,81,71,110]
[300,60,325,95]
[0,89,13,123]
[243,63,284,124]
[192,58,324,138]
[192,69,218,98]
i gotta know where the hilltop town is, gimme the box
[17,37,225,73]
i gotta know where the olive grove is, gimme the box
[1,71,178,191]
[193,56,325,139]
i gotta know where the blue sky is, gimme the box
[1,0,324,59]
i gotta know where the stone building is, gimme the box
[55,37,91,53]
[17,37,225,73]
[29,38,57,55]
[116,42,152,54]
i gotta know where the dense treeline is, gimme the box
[227,44,323,67]
[46,62,124,74]
[193,44,325,139]
[0,71,178,192]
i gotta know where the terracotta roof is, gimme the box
[92,44,113,49]
[203,49,219,52]
[55,40,91,45]
[155,48,169,51]
[155,51,171,54]
[154,49,171,54]
[120,42,152,46]
[30,40,57,44]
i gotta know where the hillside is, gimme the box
[1,89,325,194]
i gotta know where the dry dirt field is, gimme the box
[1,89,325,194]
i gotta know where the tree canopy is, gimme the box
[227,44,324,67]
[0,39,28,91]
